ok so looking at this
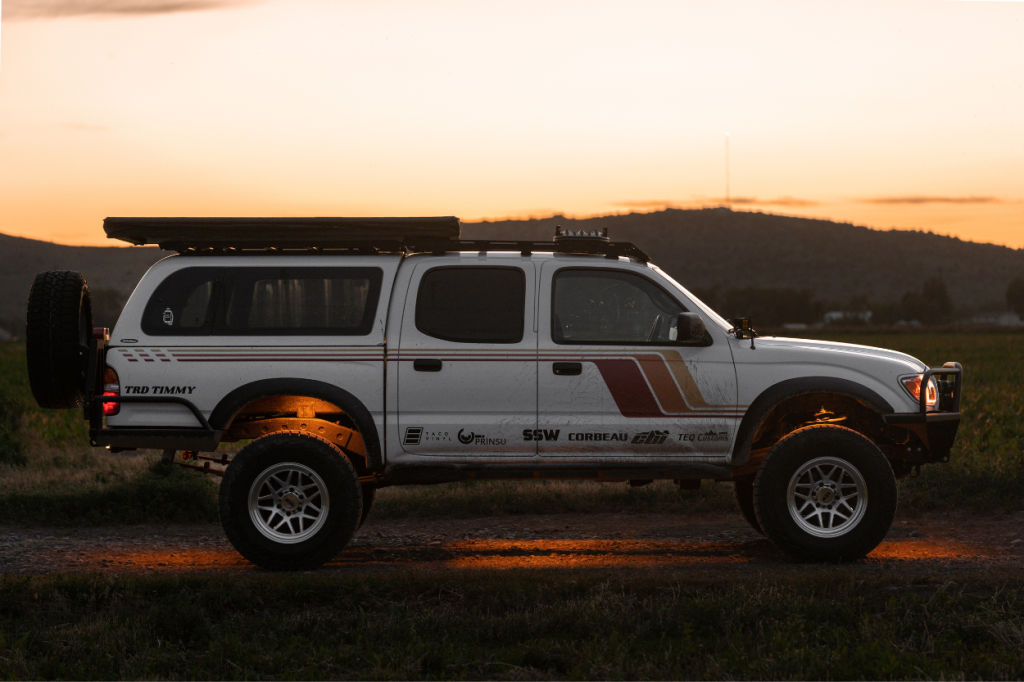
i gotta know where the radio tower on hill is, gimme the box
[725,133,731,209]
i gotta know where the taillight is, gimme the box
[103,367,120,416]
[901,374,937,409]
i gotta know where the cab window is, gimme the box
[552,269,686,344]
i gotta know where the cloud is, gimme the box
[759,196,820,207]
[4,0,253,20]
[609,200,677,208]
[62,123,110,132]
[613,196,820,208]
[861,195,1002,205]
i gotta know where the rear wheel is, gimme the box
[753,425,896,562]
[26,271,92,409]
[220,432,362,570]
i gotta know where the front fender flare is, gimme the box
[730,377,894,467]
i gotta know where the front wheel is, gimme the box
[220,433,362,571]
[753,425,896,562]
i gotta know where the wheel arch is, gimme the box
[210,378,383,471]
[731,377,894,467]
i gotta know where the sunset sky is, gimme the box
[1,0,1021,248]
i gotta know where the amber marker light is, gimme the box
[901,374,937,409]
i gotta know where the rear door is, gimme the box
[397,257,537,458]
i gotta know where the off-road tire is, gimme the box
[733,478,763,535]
[26,271,93,409]
[220,432,362,571]
[753,424,896,562]
[359,484,376,529]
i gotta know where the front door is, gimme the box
[397,258,537,459]
[537,262,741,461]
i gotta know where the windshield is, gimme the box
[650,265,733,332]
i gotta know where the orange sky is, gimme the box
[1,0,1022,248]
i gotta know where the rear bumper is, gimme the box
[90,427,222,451]
[88,394,222,452]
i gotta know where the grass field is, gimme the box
[2,334,1023,680]
[1,332,1021,525]
[3,570,1024,679]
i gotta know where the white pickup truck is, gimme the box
[26,217,962,570]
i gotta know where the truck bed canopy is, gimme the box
[103,216,462,252]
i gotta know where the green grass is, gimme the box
[3,570,1024,679]
[1,331,1022,525]
[799,331,1024,515]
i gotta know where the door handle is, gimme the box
[552,362,582,376]
[413,358,443,372]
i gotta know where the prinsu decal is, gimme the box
[404,427,423,445]
[632,430,669,445]
[458,429,507,446]
[523,429,560,441]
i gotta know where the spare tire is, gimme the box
[26,271,93,409]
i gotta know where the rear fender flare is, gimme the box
[730,377,893,467]
[209,378,383,472]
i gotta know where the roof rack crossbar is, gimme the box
[102,216,650,262]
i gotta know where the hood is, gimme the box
[754,336,926,373]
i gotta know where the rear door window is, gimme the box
[415,267,525,343]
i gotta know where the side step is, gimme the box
[383,462,734,485]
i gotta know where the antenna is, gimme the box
[725,133,731,209]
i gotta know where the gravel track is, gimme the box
[3,512,1023,578]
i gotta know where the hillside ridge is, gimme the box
[1,208,1020,323]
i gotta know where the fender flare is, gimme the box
[209,378,383,472]
[730,377,894,467]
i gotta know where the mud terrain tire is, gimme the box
[220,432,362,571]
[26,271,93,409]
[753,425,896,562]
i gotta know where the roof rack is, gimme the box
[103,216,461,251]
[102,216,650,262]
[412,239,649,262]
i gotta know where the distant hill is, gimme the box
[0,233,172,324]
[463,209,1024,312]
[1,209,1021,328]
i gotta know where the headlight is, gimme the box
[901,374,937,409]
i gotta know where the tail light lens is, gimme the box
[102,367,120,416]
[902,374,937,409]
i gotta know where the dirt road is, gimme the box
[3,512,1023,578]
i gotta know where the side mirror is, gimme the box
[670,313,706,344]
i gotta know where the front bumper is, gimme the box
[882,362,963,463]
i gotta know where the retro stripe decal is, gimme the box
[116,348,384,362]
[590,359,666,418]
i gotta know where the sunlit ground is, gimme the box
[37,536,997,575]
